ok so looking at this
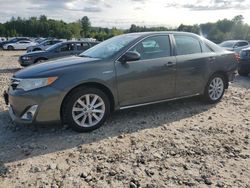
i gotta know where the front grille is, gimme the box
[10,78,21,90]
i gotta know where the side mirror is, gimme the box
[120,51,140,63]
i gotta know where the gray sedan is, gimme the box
[19,41,98,66]
[4,32,238,132]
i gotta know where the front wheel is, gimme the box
[63,87,110,132]
[203,74,226,103]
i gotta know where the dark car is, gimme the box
[26,39,63,52]
[4,32,238,132]
[19,41,98,66]
[238,47,250,76]
[0,37,31,50]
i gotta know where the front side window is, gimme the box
[130,35,171,60]
[174,35,202,55]
[76,43,89,51]
[60,44,75,52]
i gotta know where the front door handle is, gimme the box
[164,62,175,67]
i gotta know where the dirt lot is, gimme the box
[0,51,249,188]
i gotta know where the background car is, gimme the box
[26,39,64,52]
[6,32,238,133]
[219,40,250,53]
[3,40,37,50]
[0,37,31,50]
[19,41,98,66]
[238,47,250,76]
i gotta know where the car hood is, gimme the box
[14,56,101,78]
[23,51,47,56]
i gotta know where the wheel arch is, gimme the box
[208,71,229,89]
[34,57,48,63]
[60,82,115,122]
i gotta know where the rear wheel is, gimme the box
[63,87,110,132]
[203,74,226,103]
[7,45,14,50]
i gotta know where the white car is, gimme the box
[3,40,37,50]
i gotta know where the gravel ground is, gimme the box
[0,51,249,188]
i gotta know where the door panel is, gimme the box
[115,35,176,107]
[173,35,211,96]
[175,53,211,96]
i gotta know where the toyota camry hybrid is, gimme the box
[4,32,238,132]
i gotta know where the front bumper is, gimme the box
[18,57,33,66]
[4,86,64,124]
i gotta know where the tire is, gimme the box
[63,87,110,132]
[203,74,226,104]
[7,45,14,50]
[238,69,249,77]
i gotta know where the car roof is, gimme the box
[222,40,248,43]
[121,31,201,38]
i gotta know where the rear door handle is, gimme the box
[164,62,175,67]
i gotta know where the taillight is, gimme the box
[234,53,240,62]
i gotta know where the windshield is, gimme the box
[79,34,140,59]
[45,43,62,51]
[219,41,236,48]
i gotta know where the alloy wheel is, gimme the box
[72,94,105,127]
[208,77,224,101]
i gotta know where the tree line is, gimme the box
[0,15,249,43]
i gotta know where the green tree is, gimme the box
[80,16,91,37]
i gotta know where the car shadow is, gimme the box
[233,75,250,89]
[0,97,215,164]
[0,68,21,74]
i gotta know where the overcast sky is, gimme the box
[0,0,250,28]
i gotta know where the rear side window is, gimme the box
[201,42,214,53]
[174,35,202,55]
[236,42,248,47]
[130,35,171,60]
[76,43,89,51]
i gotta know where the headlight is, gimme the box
[17,77,58,91]
[22,56,31,60]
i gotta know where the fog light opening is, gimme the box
[21,105,38,120]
